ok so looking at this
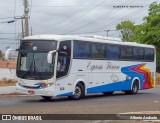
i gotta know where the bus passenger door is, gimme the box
[55,41,72,95]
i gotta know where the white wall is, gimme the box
[0,68,16,80]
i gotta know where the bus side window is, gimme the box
[106,45,120,60]
[133,47,144,60]
[144,48,154,61]
[74,41,91,58]
[92,43,105,59]
[120,46,133,60]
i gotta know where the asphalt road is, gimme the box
[0,87,160,122]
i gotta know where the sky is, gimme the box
[0,0,159,52]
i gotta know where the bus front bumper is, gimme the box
[16,83,55,96]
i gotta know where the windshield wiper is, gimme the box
[22,54,43,79]
[22,53,35,78]
[32,58,44,79]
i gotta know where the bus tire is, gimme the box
[41,96,52,100]
[103,92,113,95]
[68,83,84,100]
[125,80,139,95]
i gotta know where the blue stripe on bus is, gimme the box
[121,63,144,90]
[57,92,73,96]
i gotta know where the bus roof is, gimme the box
[23,34,155,49]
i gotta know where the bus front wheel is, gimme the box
[68,83,84,100]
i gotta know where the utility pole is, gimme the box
[30,27,33,36]
[104,30,110,37]
[14,16,24,38]
[24,0,29,37]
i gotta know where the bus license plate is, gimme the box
[28,90,34,94]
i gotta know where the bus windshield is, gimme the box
[17,40,57,80]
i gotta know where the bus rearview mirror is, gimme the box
[47,50,57,64]
[5,49,16,61]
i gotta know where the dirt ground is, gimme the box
[0,60,16,69]
[156,72,160,85]
[0,78,16,86]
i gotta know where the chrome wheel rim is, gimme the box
[133,84,137,93]
[74,86,81,97]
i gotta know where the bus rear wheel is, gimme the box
[41,96,52,100]
[68,83,84,100]
[125,80,139,95]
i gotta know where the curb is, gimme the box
[0,86,16,94]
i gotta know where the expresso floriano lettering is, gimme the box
[87,62,120,71]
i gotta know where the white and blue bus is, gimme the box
[7,34,156,100]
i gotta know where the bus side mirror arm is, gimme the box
[47,50,57,64]
[5,49,16,61]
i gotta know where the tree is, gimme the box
[116,2,160,69]
[134,2,160,48]
[116,21,135,42]
[134,2,160,68]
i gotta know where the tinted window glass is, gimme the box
[144,48,154,61]
[91,43,105,59]
[121,46,133,60]
[20,40,57,52]
[59,41,71,56]
[107,45,120,59]
[133,47,144,60]
[57,41,71,78]
[74,41,91,58]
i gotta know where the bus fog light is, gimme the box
[17,82,22,87]
[47,83,54,87]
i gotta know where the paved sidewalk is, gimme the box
[0,86,16,94]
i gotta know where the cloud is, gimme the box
[0,0,158,50]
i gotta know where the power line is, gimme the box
[31,3,150,8]
[0,42,18,44]
[0,33,18,34]
[32,5,116,7]
[67,6,146,35]
[90,0,160,33]
[68,3,151,35]
[0,17,14,19]
[67,30,105,35]
[64,0,135,34]
[54,0,105,33]
[90,5,150,33]
[0,38,18,40]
